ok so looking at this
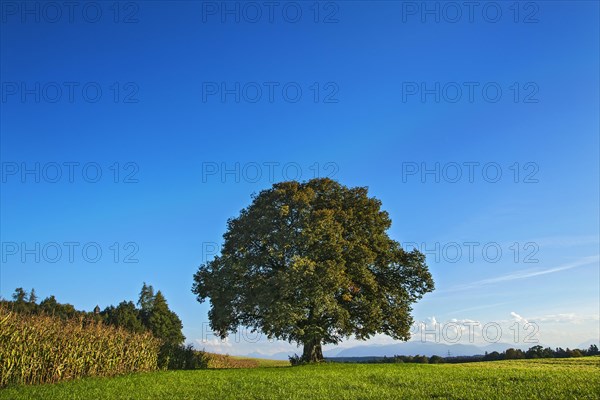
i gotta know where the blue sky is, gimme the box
[1,1,598,355]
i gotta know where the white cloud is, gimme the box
[195,337,233,354]
[511,312,529,324]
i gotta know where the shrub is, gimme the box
[429,355,444,364]
[289,354,304,366]
[158,344,209,370]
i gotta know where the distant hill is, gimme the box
[327,342,531,358]
[242,341,535,360]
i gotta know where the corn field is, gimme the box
[0,307,161,387]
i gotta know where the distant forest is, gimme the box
[332,344,600,365]
[471,345,598,361]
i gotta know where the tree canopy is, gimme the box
[192,178,435,362]
[103,301,146,334]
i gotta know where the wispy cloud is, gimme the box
[510,311,529,324]
[441,255,599,293]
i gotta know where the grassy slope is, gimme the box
[1,357,598,400]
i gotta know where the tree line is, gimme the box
[4,284,183,346]
[1,284,199,369]
[372,344,600,364]
[480,345,599,361]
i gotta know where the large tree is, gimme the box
[192,178,434,362]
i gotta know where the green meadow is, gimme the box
[2,357,598,400]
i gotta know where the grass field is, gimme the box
[1,357,598,399]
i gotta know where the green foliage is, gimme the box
[138,282,155,325]
[480,345,597,362]
[11,288,27,303]
[525,345,544,359]
[429,355,444,364]
[2,284,188,374]
[100,285,186,349]
[157,344,208,370]
[414,355,429,364]
[1,357,599,399]
[193,178,434,362]
[334,344,599,365]
[101,301,146,334]
[148,291,185,346]
[27,289,37,304]
[5,284,186,344]
[9,288,35,314]
[0,306,160,387]
[505,348,525,359]
[288,354,305,366]
[104,286,186,366]
[380,354,429,364]
[39,295,78,320]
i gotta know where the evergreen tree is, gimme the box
[138,282,155,325]
[11,288,31,313]
[148,291,185,346]
[12,288,27,303]
[28,288,37,304]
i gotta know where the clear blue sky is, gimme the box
[1,1,598,354]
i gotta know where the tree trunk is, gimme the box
[302,338,323,362]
